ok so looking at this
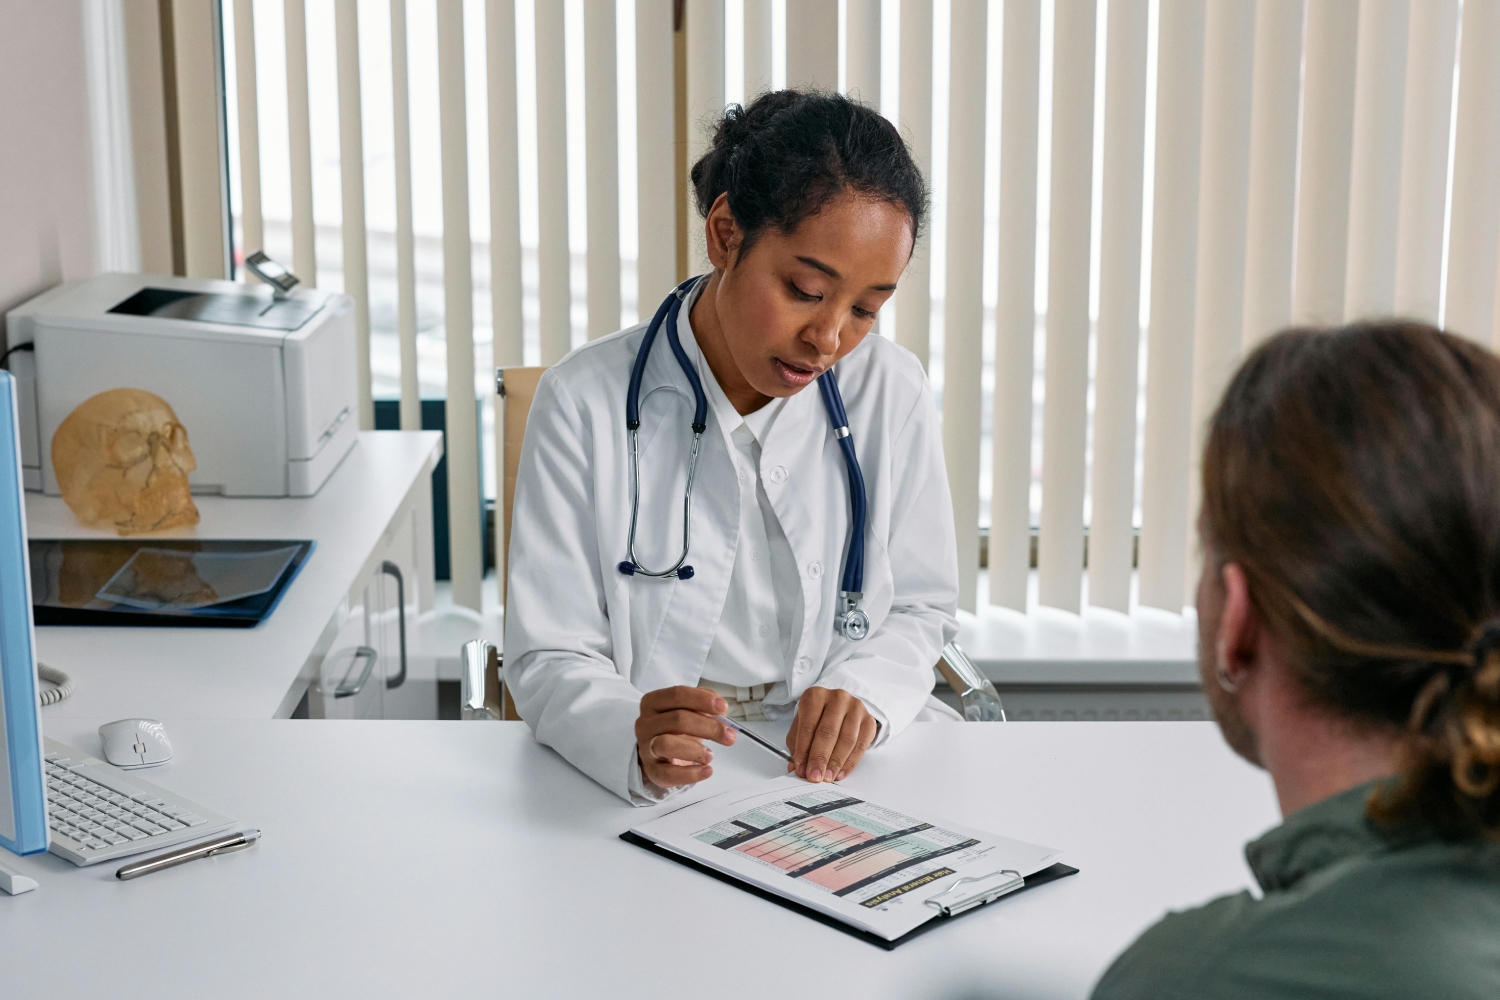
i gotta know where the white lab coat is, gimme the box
[504,311,960,804]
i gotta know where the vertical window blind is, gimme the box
[220,0,1500,621]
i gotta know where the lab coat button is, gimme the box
[795,657,812,673]
[807,561,823,579]
[768,466,788,484]
[759,624,771,637]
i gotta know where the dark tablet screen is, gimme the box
[28,538,313,628]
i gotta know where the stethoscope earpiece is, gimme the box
[622,276,868,640]
[616,560,693,580]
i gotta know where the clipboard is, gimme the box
[621,830,1080,950]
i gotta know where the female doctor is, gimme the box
[504,90,960,805]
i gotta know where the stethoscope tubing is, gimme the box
[627,277,705,430]
[817,368,867,596]
[621,275,869,638]
[623,425,702,580]
[622,279,707,579]
[625,285,678,428]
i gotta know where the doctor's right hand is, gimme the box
[635,686,738,788]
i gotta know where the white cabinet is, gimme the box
[310,497,424,720]
[31,432,443,723]
[317,592,386,720]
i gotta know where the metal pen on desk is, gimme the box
[116,829,261,881]
[716,715,795,765]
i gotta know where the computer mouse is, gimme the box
[98,719,173,769]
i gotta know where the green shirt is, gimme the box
[1092,781,1500,999]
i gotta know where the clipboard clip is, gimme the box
[924,870,1024,917]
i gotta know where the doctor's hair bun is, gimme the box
[691,90,927,256]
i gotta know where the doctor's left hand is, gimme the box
[787,688,878,784]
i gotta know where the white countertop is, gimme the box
[1,718,1280,998]
[29,431,443,721]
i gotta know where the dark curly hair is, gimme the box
[689,89,927,259]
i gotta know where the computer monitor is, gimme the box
[0,370,48,856]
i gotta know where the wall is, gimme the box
[0,0,97,339]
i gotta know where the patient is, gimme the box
[1093,321,1500,999]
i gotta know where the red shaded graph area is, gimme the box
[798,843,916,892]
[734,816,872,872]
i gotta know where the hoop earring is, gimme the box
[1216,662,1241,694]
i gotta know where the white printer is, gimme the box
[5,272,358,497]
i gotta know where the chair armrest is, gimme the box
[460,639,522,720]
[936,641,1007,722]
[460,640,504,720]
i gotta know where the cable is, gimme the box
[0,341,34,369]
[37,662,74,706]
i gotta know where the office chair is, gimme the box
[452,366,546,720]
[935,642,1006,721]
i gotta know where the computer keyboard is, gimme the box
[42,737,235,867]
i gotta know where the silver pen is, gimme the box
[716,715,795,764]
[115,828,261,881]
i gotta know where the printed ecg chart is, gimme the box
[692,787,994,905]
[632,775,1064,940]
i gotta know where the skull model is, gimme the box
[51,388,200,535]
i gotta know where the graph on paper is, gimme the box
[692,787,994,906]
[631,775,1066,940]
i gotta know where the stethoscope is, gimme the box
[616,276,871,641]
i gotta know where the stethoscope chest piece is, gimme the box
[835,593,870,641]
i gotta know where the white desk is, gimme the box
[28,431,443,721]
[0,719,1279,999]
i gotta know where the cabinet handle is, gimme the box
[380,561,407,690]
[333,645,379,698]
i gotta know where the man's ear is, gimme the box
[704,192,742,269]
[1217,563,1262,686]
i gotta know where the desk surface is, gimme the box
[1,719,1279,999]
[29,431,442,722]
